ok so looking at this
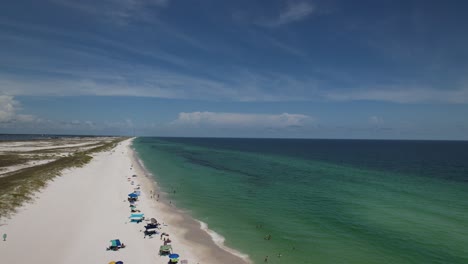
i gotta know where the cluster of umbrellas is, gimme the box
[127,186,181,262]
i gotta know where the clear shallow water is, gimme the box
[133,137,468,264]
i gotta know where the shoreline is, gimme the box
[129,138,252,264]
[0,137,250,264]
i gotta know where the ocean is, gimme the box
[133,137,468,264]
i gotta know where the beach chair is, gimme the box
[143,228,158,238]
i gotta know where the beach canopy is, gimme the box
[110,239,122,247]
[130,213,144,217]
[128,193,138,198]
[160,245,172,253]
[169,253,180,259]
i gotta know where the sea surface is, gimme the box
[133,137,468,264]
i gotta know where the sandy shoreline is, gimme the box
[129,142,251,264]
[0,138,250,264]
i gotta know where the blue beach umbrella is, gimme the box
[169,253,180,259]
[128,193,138,198]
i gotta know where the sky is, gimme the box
[1,0,467,139]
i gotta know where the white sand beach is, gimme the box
[0,138,249,264]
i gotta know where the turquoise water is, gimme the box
[133,138,468,264]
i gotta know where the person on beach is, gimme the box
[264,255,268,262]
[2,233,6,241]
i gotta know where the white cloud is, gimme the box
[170,112,312,128]
[369,116,384,125]
[0,95,35,123]
[0,95,17,122]
[258,1,315,27]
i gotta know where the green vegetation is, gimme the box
[0,137,127,217]
[0,154,26,168]
[23,141,104,154]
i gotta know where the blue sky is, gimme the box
[1,0,467,139]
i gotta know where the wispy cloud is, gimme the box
[50,0,170,24]
[257,1,315,27]
[325,86,468,104]
[2,18,467,104]
[170,112,313,128]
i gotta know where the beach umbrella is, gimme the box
[169,253,180,259]
[108,262,116,264]
[128,193,138,198]
[150,218,157,223]
[116,262,124,264]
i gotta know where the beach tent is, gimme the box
[107,239,126,251]
[145,223,158,230]
[159,245,172,255]
[111,239,122,247]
